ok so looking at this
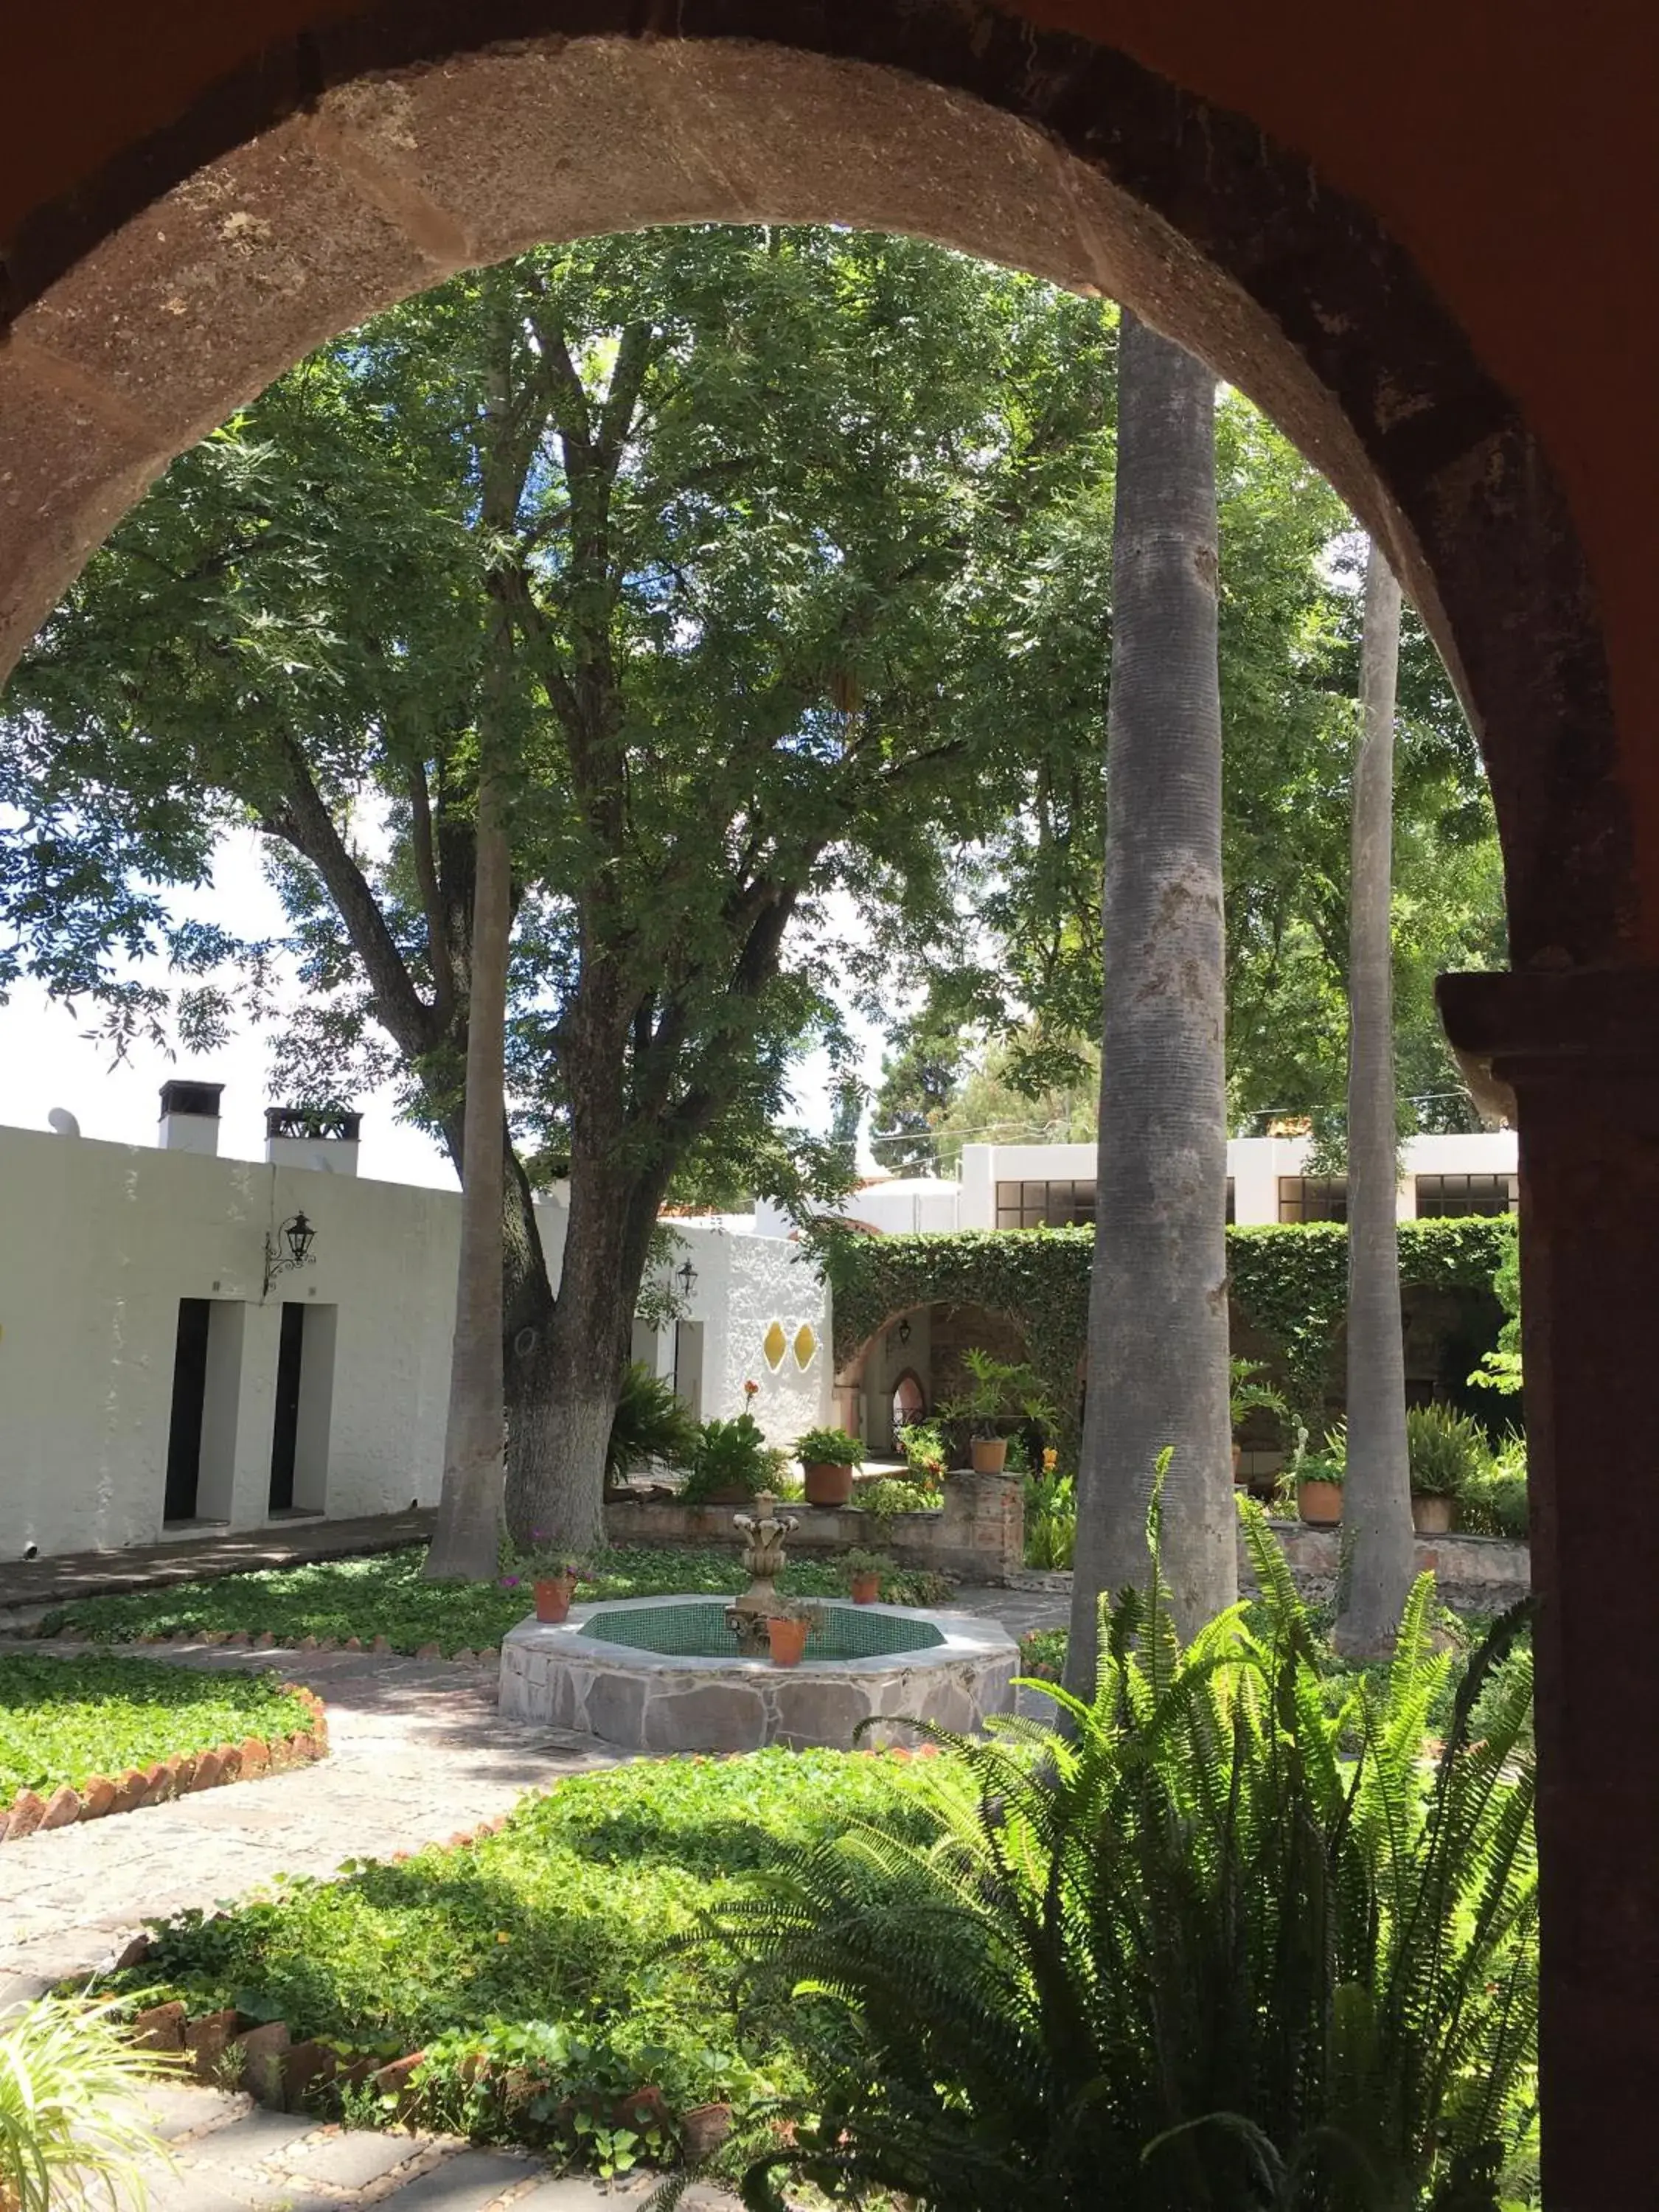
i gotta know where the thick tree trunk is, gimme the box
[504,1155,662,1551]
[1333,544,1414,1655]
[1067,311,1234,1688]
[424,760,512,1582]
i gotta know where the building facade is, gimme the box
[0,1090,831,1563]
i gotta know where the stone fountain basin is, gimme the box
[499,1596,1018,1753]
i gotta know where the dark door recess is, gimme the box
[268,1301,306,1512]
[164,1298,212,1521]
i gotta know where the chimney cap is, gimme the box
[265,1105,362,1143]
[159,1080,223,1119]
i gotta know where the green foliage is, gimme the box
[49,1545,847,1658]
[0,1996,175,2212]
[824,1219,1516,1444]
[679,1415,781,1505]
[1407,1405,1493,1499]
[838,1548,891,1579]
[0,1653,313,1801]
[898,1419,950,1484]
[1458,1433,1529,1541]
[606,1363,700,1486]
[793,1427,866,1469]
[1470,1239,1524,1397]
[101,1750,931,2166]
[703,1503,1538,2210]
[856,1478,943,1525]
[1023,1472,1077,1569]
[1229,1357,1290,1440]
[937,1347,1057,1439]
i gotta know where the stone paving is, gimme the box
[0,1639,619,2001]
[122,2079,740,2209]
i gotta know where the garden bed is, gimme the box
[0,1652,325,1839]
[94,1747,940,2175]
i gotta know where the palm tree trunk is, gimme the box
[1067,310,1234,1685]
[1333,542,1413,1654]
[423,759,511,1579]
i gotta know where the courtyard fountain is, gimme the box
[500,1495,1016,1754]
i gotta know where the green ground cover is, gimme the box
[102,1747,936,2172]
[45,1545,955,1658]
[0,1653,313,1801]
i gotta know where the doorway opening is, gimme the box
[674,1319,705,1422]
[162,1298,243,1526]
[268,1302,336,1517]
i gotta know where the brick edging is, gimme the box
[0,1685,330,1842]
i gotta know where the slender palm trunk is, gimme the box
[1333,543,1413,1655]
[424,761,512,1579]
[1066,311,1234,1688]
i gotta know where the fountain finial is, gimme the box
[726,1491,799,1655]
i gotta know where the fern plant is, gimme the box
[695,1494,1537,2211]
[605,1362,700,1487]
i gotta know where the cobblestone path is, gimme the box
[0,1639,618,2000]
[125,2080,739,2209]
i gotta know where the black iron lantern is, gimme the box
[897,1315,912,1346]
[677,1257,699,1300]
[264,1210,319,1297]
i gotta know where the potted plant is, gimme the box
[532,1559,582,1622]
[680,1413,776,1506]
[1295,1453,1345,1528]
[1406,1402,1489,1535]
[840,1546,890,1604]
[1229,1357,1290,1484]
[939,1349,1056,1475]
[794,1425,866,1509]
[765,1602,819,1668]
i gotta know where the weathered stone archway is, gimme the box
[0,5,1649,2195]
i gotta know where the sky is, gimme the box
[0,827,890,1188]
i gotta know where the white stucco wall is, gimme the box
[0,1123,459,1560]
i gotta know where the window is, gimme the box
[1279,1175,1349,1224]
[1414,1172,1517,1218]
[995,1178,1096,1229]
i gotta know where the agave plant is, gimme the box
[0,1994,174,2211]
[605,1360,700,1487]
[697,1492,1537,2211]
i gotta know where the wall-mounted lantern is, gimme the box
[897,1315,912,1346]
[263,1211,317,1298]
[677,1257,699,1301]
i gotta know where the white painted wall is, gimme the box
[0,1124,835,1562]
[0,1123,459,1561]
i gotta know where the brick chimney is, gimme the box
[158,1079,223,1155]
[264,1105,362,1177]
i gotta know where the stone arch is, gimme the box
[0,1,1629,970]
[836,1298,1039,1456]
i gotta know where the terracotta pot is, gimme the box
[1411,1493,1455,1535]
[681,2101,734,2159]
[848,1571,881,1604]
[804,1458,855,1507]
[534,1577,575,1624]
[970,1437,1009,1474]
[766,1615,812,1667]
[1297,1479,1343,1528]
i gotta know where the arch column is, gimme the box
[1439,967,1659,2207]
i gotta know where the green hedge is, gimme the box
[825,1217,1514,1438]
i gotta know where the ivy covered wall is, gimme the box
[823,1218,1514,1445]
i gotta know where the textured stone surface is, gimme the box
[503,1601,1018,1753]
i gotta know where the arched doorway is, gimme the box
[0,8,1649,2192]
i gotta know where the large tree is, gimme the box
[1068,310,1234,1684]
[1332,544,1415,1654]
[2,226,1119,1548]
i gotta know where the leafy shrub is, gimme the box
[1023,1472,1076,1569]
[1016,1626,1068,1682]
[793,1427,865,1469]
[938,1348,1056,1440]
[0,1995,173,2211]
[897,1419,950,1484]
[0,1653,313,1800]
[676,1416,781,1504]
[857,1478,942,1523]
[606,1363,700,1486]
[1407,1402,1492,1499]
[1459,1431,1529,1540]
[101,1750,931,2167]
[704,1501,1538,2211]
